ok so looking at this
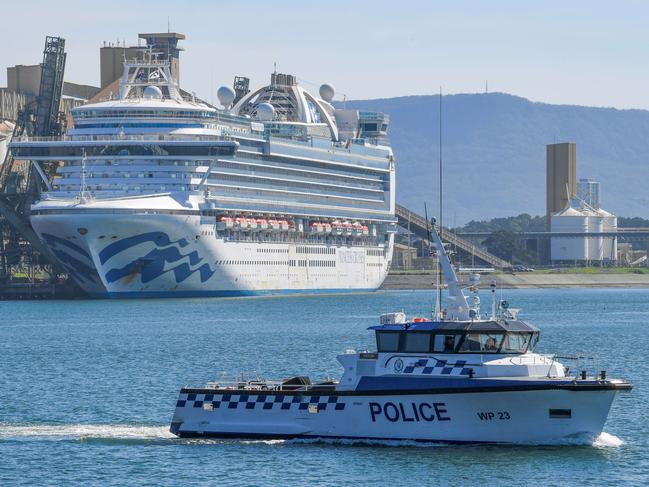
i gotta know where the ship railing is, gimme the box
[16,133,236,143]
[204,376,337,392]
[550,353,601,379]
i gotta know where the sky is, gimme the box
[1,0,648,109]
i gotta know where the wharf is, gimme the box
[382,271,649,290]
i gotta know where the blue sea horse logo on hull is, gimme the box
[41,233,103,286]
[99,232,215,284]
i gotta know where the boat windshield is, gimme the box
[458,333,504,353]
[376,330,539,354]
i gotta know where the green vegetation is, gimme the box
[482,230,536,264]
[618,216,649,228]
[456,214,546,233]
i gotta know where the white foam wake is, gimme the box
[0,424,623,448]
[0,423,174,441]
[593,432,624,447]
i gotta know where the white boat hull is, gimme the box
[170,387,620,444]
[30,211,391,298]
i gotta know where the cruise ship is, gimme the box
[10,54,396,297]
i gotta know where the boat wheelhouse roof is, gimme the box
[368,319,539,334]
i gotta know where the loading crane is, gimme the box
[0,36,72,296]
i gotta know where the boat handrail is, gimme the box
[202,377,337,392]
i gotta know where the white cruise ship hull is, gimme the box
[31,206,391,298]
[170,386,621,444]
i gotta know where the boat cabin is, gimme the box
[369,320,540,355]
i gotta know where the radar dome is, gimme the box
[256,102,275,121]
[319,83,335,102]
[143,85,163,99]
[217,85,236,108]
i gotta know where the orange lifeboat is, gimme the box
[310,222,324,234]
[257,218,268,230]
[217,216,234,230]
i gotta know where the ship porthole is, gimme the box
[77,228,88,235]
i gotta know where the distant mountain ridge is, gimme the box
[341,93,649,224]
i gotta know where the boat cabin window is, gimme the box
[501,333,532,353]
[529,332,540,351]
[433,334,461,353]
[459,333,504,353]
[375,330,538,354]
[403,333,430,353]
[376,331,400,352]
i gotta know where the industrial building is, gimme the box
[577,178,601,209]
[550,206,617,263]
[546,142,576,228]
[547,143,618,264]
[100,33,184,88]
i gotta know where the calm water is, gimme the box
[1,288,648,486]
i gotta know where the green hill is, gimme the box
[342,93,649,224]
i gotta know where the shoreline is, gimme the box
[382,271,649,289]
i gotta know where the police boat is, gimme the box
[170,224,632,444]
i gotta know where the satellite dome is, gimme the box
[319,83,335,102]
[217,85,236,108]
[256,102,275,121]
[143,85,163,99]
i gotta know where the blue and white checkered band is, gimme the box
[402,359,471,376]
[175,392,347,411]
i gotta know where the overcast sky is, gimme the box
[1,0,648,108]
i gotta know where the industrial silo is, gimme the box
[599,209,618,263]
[587,208,604,263]
[551,207,589,262]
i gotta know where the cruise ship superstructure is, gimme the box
[11,55,396,297]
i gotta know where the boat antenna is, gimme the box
[437,86,443,318]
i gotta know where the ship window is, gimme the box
[376,332,400,352]
[403,332,431,353]
[501,333,531,354]
[529,332,540,352]
[433,334,461,353]
[458,333,504,353]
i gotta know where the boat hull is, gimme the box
[30,211,391,298]
[170,385,625,444]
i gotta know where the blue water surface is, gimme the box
[1,288,648,486]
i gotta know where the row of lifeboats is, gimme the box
[217,216,291,232]
[310,220,369,236]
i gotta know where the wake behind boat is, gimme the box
[169,222,632,444]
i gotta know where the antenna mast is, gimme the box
[437,86,443,318]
